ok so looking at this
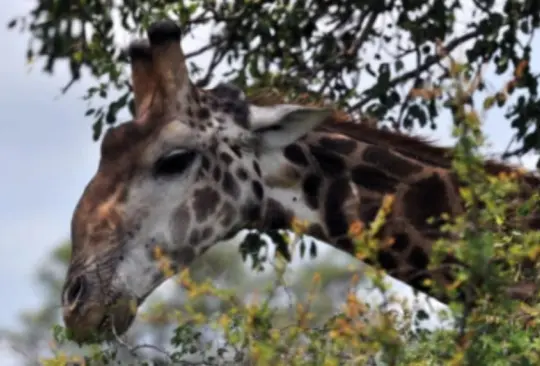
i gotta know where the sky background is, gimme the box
[0,1,539,363]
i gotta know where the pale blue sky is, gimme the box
[0,7,99,328]
[0,2,539,363]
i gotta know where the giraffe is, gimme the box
[61,19,540,343]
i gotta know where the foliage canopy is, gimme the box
[8,0,540,161]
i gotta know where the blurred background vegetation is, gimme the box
[2,236,368,364]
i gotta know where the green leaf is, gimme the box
[483,95,496,110]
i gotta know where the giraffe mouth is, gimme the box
[92,292,140,341]
[96,309,137,340]
[97,314,112,335]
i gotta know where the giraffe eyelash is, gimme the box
[153,150,198,177]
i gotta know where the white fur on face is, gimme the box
[112,161,199,300]
[112,243,162,300]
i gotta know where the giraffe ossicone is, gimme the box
[61,19,540,343]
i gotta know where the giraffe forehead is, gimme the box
[98,84,252,161]
[100,119,162,159]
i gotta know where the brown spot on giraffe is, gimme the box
[170,246,196,264]
[357,196,383,223]
[362,145,424,178]
[305,223,329,242]
[261,198,294,231]
[200,227,214,241]
[212,166,222,181]
[201,155,211,171]
[324,177,351,237]
[335,237,356,253]
[251,180,264,200]
[252,161,262,177]
[219,152,234,166]
[403,172,456,239]
[230,145,243,158]
[188,229,200,246]
[219,201,236,227]
[236,167,249,181]
[222,171,240,198]
[192,187,221,222]
[241,202,262,223]
[284,144,309,166]
[309,145,347,176]
[302,173,322,209]
[318,136,357,155]
[351,165,400,194]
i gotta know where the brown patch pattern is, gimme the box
[324,178,351,237]
[362,146,424,178]
[318,136,357,155]
[351,165,400,194]
[262,198,294,231]
[302,174,322,210]
[309,145,347,176]
[222,172,240,198]
[284,144,309,166]
[403,173,454,239]
[219,201,236,227]
[192,187,221,222]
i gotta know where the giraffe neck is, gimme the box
[261,181,362,255]
[253,125,540,305]
[255,128,463,302]
[257,131,390,256]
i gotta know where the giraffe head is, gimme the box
[61,19,331,343]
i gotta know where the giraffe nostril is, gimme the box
[64,276,87,307]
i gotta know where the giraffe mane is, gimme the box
[248,88,540,186]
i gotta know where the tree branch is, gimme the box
[350,29,484,112]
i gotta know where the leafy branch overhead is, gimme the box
[8,0,540,158]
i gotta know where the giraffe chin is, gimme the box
[64,295,139,345]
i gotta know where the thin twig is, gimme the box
[350,29,485,112]
[111,318,173,363]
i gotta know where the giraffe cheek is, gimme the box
[171,206,191,245]
[170,246,196,266]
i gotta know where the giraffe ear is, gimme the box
[249,104,332,150]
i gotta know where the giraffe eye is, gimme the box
[153,150,197,177]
